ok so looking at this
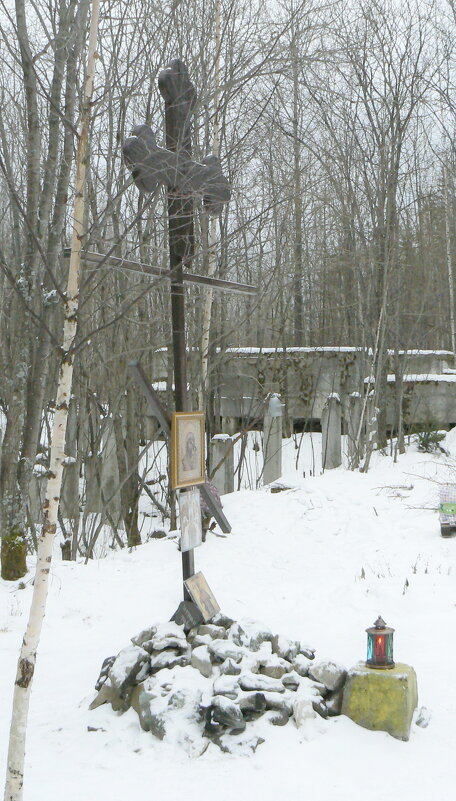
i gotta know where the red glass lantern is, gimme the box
[366,616,395,669]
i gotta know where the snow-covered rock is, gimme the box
[326,687,344,716]
[238,619,273,651]
[259,654,291,679]
[308,658,347,692]
[237,691,267,715]
[226,621,246,646]
[211,612,235,630]
[109,645,150,697]
[282,670,302,690]
[239,671,285,693]
[212,674,239,698]
[131,625,157,647]
[293,653,312,677]
[191,644,212,678]
[208,638,244,663]
[91,613,348,754]
[210,695,246,733]
[150,648,191,672]
[191,633,213,647]
[271,634,300,661]
[150,634,188,652]
[197,623,227,639]
[94,655,115,690]
[293,681,319,728]
[262,690,294,714]
[219,657,242,675]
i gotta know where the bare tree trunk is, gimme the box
[199,0,221,411]
[3,2,101,797]
[0,0,41,579]
[113,384,142,548]
[19,0,90,512]
[444,160,456,356]
[291,29,304,346]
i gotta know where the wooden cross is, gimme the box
[61,60,253,613]
[113,58,255,602]
[122,124,231,217]
[121,58,244,604]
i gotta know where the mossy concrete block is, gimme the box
[341,661,418,741]
[1,529,27,581]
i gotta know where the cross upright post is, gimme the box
[158,59,197,594]
[122,58,236,607]
[158,60,195,417]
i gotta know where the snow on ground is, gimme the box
[2,432,456,800]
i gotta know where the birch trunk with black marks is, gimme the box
[3,1,100,797]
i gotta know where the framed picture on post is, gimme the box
[179,488,203,552]
[184,571,220,622]
[171,411,205,489]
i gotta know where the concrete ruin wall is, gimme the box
[151,347,456,430]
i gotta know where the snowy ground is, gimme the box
[2,431,456,800]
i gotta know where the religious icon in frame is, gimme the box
[179,488,203,553]
[184,571,220,622]
[171,411,205,489]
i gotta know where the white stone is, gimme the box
[239,671,285,693]
[198,624,227,639]
[308,658,347,692]
[238,619,273,651]
[191,645,212,678]
[271,635,299,661]
[282,670,302,690]
[150,648,190,672]
[259,654,291,679]
[191,634,213,647]
[151,635,188,651]
[293,653,312,677]
[213,674,239,698]
[154,621,187,640]
[109,645,149,692]
[262,690,294,714]
[208,639,244,663]
[131,625,158,647]
[293,682,318,728]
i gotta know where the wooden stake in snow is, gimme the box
[3,1,101,798]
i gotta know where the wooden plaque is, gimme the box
[179,488,203,552]
[184,571,220,622]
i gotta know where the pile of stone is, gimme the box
[90,614,347,755]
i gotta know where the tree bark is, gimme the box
[3,2,101,797]
[199,0,221,411]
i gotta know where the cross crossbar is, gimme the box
[63,249,257,296]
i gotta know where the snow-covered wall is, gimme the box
[151,348,456,429]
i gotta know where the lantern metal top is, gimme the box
[366,615,395,635]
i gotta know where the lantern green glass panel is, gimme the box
[366,635,374,663]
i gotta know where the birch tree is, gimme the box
[0,0,91,579]
[3,1,101,797]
